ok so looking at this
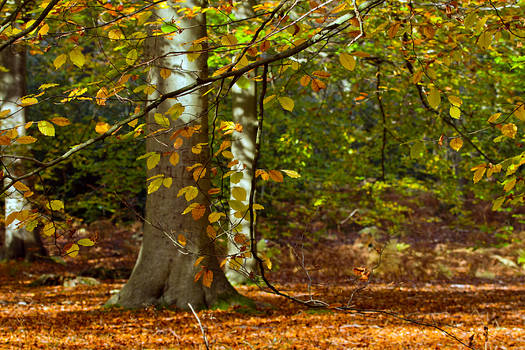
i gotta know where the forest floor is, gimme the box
[1,196,525,349]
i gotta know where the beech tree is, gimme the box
[225,0,259,285]
[106,0,239,309]
[0,30,45,260]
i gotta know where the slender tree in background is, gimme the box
[107,0,239,309]
[226,0,259,284]
[0,40,45,260]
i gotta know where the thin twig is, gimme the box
[187,303,210,350]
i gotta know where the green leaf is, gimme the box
[154,113,170,127]
[77,238,95,247]
[38,120,55,136]
[161,23,178,33]
[410,142,425,158]
[492,196,505,211]
[278,97,294,112]
[69,48,85,68]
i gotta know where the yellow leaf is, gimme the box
[43,222,55,237]
[37,121,55,136]
[449,138,463,151]
[126,49,138,66]
[473,167,486,184]
[47,200,64,211]
[178,186,199,202]
[95,122,110,134]
[263,95,275,104]
[147,177,163,194]
[0,136,11,145]
[38,23,49,36]
[221,34,237,46]
[278,97,294,112]
[282,169,300,178]
[169,152,179,166]
[160,68,171,79]
[427,87,441,110]
[339,53,356,71]
[515,104,525,121]
[488,113,501,124]
[231,187,247,201]
[448,95,462,107]
[268,170,284,182]
[487,164,502,178]
[492,196,505,211]
[154,113,170,127]
[147,153,160,169]
[449,106,461,119]
[501,123,517,138]
[504,177,516,192]
[69,48,85,68]
[20,97,38,106]
[208,212,225,223]
[177,234,187,247]
[16,136,37,144]
[53,54,67,69]
[163,177,172,188]
[108,29,123,40]
[66,244,79,257]
[77,238,94,247]
[13,181,30,192]
[253,203,264,210]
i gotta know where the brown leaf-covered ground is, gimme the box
[1,211,525,349]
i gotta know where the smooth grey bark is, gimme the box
[0,43,45,260]
[108,0,239,310]
[225,0,259,284]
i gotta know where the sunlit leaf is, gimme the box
[126,49,138,66]
[147,177,163,194]
[282,170,300,178]
[13,181,30,192]
[208,212,225,223]
[449,137,463,151]
[95,122,110,134]
[268,170,283,182]
[49,117,71,126]
[177,234,187,247]
[449,106,461,119]
[47,200,64,211]
[147,153,160,169]
[38,120,55,136]
[65,244,79,257]
[278,97,294,112]
[77,238,95,247]
[501,123,517,138]
[43,222,55,237]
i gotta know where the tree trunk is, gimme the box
[107,0,239,310]
[0,42,45,260]
[225,0,259,284]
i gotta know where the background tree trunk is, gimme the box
[225,0,259,284]
[107,0,239,310]
[0,43,45,260]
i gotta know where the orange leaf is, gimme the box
[192,204,206,220]
[202,270,213,288]
[268,170,283,182]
